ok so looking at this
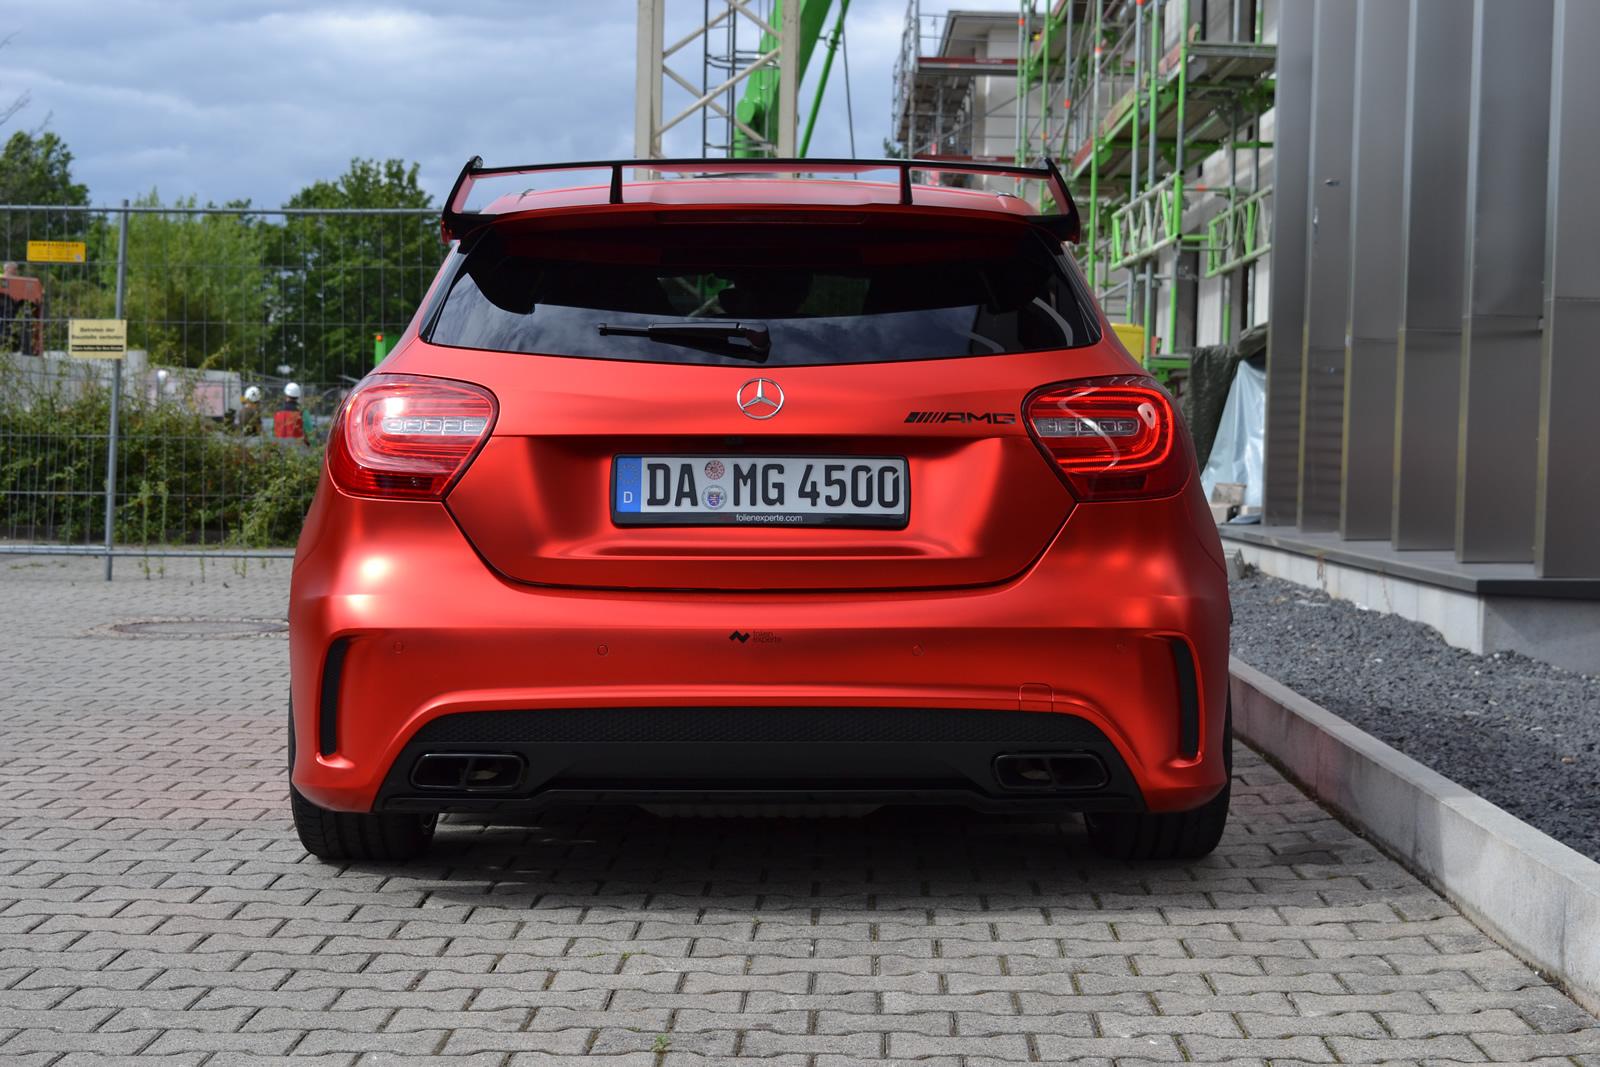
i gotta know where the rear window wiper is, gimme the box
[596,320,771,361]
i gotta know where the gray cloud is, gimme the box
[1,0,1016,206]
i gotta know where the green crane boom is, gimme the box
[733,0,841,158]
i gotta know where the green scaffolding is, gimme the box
[1014,0,1275,381]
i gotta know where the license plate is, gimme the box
[612,456,909,528]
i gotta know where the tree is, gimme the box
[104,191,272,371]
[0,130,99,352]
[274,159,440,386]
[0,130,88,206]
[0,130,92,262]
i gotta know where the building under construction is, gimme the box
[891,4,1029,165]
[1012,0,1273,375]
[890,0,1273,379]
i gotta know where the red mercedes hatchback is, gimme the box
[287,158,1231,863]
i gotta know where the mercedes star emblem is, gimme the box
[736,378,784,420]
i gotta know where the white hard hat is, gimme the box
[244,386,262,403]
[284,382,303,399]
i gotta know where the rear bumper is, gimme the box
[373,706,1143,815]
[289,483,1230,815]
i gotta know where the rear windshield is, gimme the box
[425,222,1100,367]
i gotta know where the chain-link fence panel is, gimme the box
[0,204,442,564]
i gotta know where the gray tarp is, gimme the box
[1183,322,1268,470]
[1200,359,1266,509]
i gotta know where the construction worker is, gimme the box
[236,385,263,435]
[273,382,306,443]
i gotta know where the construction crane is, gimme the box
[635,0,853,160]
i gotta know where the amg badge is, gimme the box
[904,411,1018,425]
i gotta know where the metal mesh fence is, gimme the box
[0,204,440,565]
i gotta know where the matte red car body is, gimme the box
[288,176,1231,819]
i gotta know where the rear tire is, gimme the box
[1084,699,1232,861]
[287,701,436,862]
[290,787,437,862]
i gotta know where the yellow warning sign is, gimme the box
[26,240,87,264]
[68,319,127,360]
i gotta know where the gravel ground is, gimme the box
[1230,570,1600,863]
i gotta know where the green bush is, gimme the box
[234,445,324,547]
[0,365,323,547]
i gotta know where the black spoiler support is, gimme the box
[439,156,1081,245]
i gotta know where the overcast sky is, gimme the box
[2,0,1016,207]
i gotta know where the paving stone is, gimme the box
[1,1028,156,1055]
[1379,1008,1534,1037]
[0,555,1597,1062]
[736,1031,882,1057]
[889,1032,1033,1059]
[439,1028,594,1055]
[355,1055,496,1067]
[1323,1033,1491,1060]
[1178,1034,1336,1062]
[1473,1031,1600,1059]
[503,1056,660,1067]
[1034,1034,1184,1059]
[141,1031,305,1056]
[295,1030,450,1055]
[52,1055,212,1067]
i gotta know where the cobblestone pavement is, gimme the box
[2,556,1598,1066]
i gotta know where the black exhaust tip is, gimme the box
[410,753,525,793]
[994,752,1109,792]
[1045,754,1110,790]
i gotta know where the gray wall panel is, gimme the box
[1251,0,1592,589]
[1340,0,1410,540]
[1392,0,1474,550]
[1536,0,1600,577]
[1264,0,1315,526]
[1455,0,1552,562]
[1297,0,1358,532]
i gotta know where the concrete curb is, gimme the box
[1229,655,1600,1016]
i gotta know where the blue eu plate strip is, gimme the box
[615,456,642,512]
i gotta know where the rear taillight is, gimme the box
[327,374,497,500]
[1025,376,1190,500]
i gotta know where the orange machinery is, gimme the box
[0,271,45,355]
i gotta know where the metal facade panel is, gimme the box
[1392,0,1473,550]
[1296,0,1358,533]
[1455,0,1553,562]
[1536,0,1600,577]
[1340,0,1410,540]
[1263,0,1315,525]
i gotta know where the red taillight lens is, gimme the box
[327,374,497,500]
[1025,376,1190,500]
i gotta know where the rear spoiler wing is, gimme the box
[440,156,1080,245]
